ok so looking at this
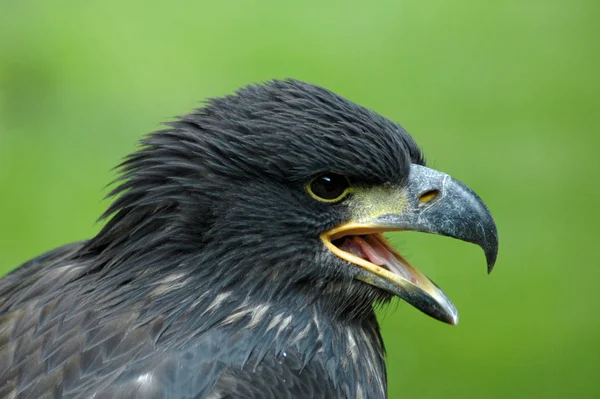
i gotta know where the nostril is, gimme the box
[419,189,440,204]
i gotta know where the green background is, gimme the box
[1,1,598,397]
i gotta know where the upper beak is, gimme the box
[321,164,498,325]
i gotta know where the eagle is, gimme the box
[0,79,498,398]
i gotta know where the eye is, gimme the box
[307,173,352,203]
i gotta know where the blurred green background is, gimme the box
[1,0,598,397]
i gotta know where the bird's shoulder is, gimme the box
[0,242,157,398]
[0,245,386,399]
[0,242,87,314]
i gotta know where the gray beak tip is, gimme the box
[484,226,499,274]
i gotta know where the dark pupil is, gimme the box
[311,174,348,200]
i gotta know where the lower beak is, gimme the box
[322,164,498,325]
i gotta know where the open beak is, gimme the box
[321,164,498,325]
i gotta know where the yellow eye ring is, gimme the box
[307,173,352,203]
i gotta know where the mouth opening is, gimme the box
[328,231,428,289]
[321,226,458,325]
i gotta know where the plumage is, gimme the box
[0,79,498,398]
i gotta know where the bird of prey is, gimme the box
[0,79,498,399]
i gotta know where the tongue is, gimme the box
[339,235,420,285]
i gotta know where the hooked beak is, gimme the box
[321,164,498,325]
